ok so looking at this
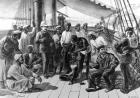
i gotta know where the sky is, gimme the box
[0,0,140,30]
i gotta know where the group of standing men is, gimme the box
[0,19,138,94]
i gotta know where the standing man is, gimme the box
[0,30,21,88]
[60,22,73,74]
[35,21,55,78]
[126,27,138,48]
[88,32,98,56]
[70,35,91,80]
[75,24,82,38]
[19,25,30,53]
[81,23,89,42]
[19,25,36,53]
[115,27,138,94]
[53,26,63,74]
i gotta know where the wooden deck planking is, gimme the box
[3,95,18,98]
[71,83,81,92]
[116,89,128,98]
[127,90,138,98]
[89,91,99,98]
[24,92,31,98]
[79,80,88,98]
[37,75,60,98]
[48,80,66,98]
[58,82,72,98]
[98,89,109,98]
[135,87,140,98]
[1,74,140,98]
[27,76,52,98]
[108,89,119,98]
[69,92,79,98]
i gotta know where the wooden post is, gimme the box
[52,0,57,25]
[33,0,42,32]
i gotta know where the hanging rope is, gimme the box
[14,0,34,26]
[114,0,125,33]
[29,0,31,25]
[25,0,28,25]
[126,0,139,29]
[23,0,25,25]
[27,0,29,25]
[122,0,133,27]
[118,0,129,27]
[115,0,126,31]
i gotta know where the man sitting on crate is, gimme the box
[86,45,119,92]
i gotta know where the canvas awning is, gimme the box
[44,0,115,19]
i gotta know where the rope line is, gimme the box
[122,0,133,28]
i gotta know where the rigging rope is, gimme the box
[116,0,126,32]
[14,0,33,26]
[118,0,129,27]
[114,0,125,33]
[126,0,139,30]
[122,0,133,28]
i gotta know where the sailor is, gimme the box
[53,26,63,74]
[70,35,91,81]
[35,21,55,78]
[115,28,139,93]
[60,22,73,74]
[86,45,119,92]
[0,30,21,88]
[80,23,89,42]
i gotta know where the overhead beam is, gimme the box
[57,0,66,6]
[57,11,69,17]
[0,17,31,20]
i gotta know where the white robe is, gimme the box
[19,28,36,53]
[6,64,34,92]
[0,36,15,82]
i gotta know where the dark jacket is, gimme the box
[35,30,56,54]
[23,53,42,69]
[94,52,119,71]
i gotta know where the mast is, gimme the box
[52,0,57,25]
[33,0,43,32]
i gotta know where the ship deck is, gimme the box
[0,59,139,98]
[0,74,139,98]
